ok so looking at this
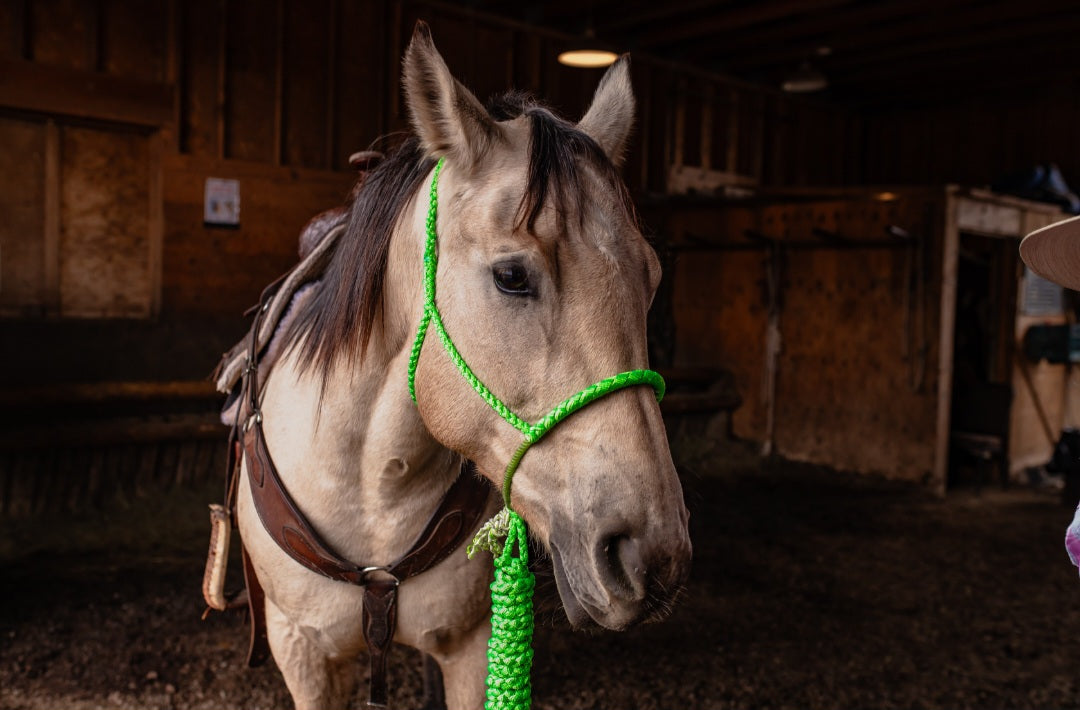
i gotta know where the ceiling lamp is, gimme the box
[781,60,828,93]
[558,29,617,68]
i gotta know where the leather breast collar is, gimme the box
[217,278,491,708]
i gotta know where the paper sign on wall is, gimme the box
[204,177,240,227]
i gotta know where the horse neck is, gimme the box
[261,190,461,561]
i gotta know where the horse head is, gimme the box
[402,23,691,631]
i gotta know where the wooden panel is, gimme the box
[59,125,151,318]
[30,0,93,70]
[1010,312,1067,476]
[0,59,174,126]
[0,116,46,316]
[180,0,220,157]
[334,0,386,169]
[225,0,274,162]
[665,192,945,481]
[772,199,940,480]
[955,198,1022,236]
[160,155,353,318]
[282,0,329,168]
[100,0,167,81]
[0,1,26,60]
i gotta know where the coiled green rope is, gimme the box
[410,157,664,710]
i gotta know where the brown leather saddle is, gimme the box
[205,170,491,708]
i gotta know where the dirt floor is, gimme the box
[3,444,1080,710]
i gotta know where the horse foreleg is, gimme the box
[421,653,447,710]
[432,620,489,710]
[264,598,357,710]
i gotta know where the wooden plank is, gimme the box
[335,0,385,167]
[59,125,151,318]
[0,59,174,126]
[324,0,337,169]
[165,0,181,151]
[216,0,227,160]
[699,82,713,171]
[955,197,1023,237]
[635,0,853,49]
[180,0,218,156]
[30,0,93,70]
[726,88,739,174]
[148,130,164,316]
[86,0,101,73]
[98,0,165,80]
[225,0,274,162]
[0,0,27,60]
[0,380,217,407]
[43,120,60,315]
[272,0,284,166]
[0,116,46,316]
[281,0,329,168]
[0,413,225,450]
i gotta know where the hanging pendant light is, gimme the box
[782,61,828,93]
[558,28,617,68]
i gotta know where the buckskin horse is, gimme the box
[212,22,692,710]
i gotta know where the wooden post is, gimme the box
[932,189,961,496]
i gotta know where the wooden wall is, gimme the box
[659,193,945,482]
[858,84,1080,189]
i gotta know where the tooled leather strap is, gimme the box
[362,580,398,707]
[243,423,490,706]
[243,424,488,585]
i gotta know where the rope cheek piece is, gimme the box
[407,157,665,710]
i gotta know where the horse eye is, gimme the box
[492,262,531,295]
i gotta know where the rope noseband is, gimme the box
[407,157,665,710]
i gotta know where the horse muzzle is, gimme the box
[549,519,691,631]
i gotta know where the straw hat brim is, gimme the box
[1019,214,1080,291]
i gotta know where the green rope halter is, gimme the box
[408,157,664,710]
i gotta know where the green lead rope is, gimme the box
[411,157,665,710]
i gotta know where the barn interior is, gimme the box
[3,1,1080,708]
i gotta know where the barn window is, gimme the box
[0,114,161,319]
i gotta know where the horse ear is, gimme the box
[403,21,501,166]
[577,55,636,168]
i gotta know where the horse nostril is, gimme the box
[598,533,647,601]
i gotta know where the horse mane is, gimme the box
[284,90,637,383]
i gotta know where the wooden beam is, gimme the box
[0,414,224,450]
[597,0,730,34]
[635,0,858,49]
[0,380,218,408]
[682,0,948,65]
[0,59,174,126]
[807,10,1080,76]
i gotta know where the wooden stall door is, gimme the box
[0,115,160,319]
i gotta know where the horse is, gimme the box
[232,22,692,710]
